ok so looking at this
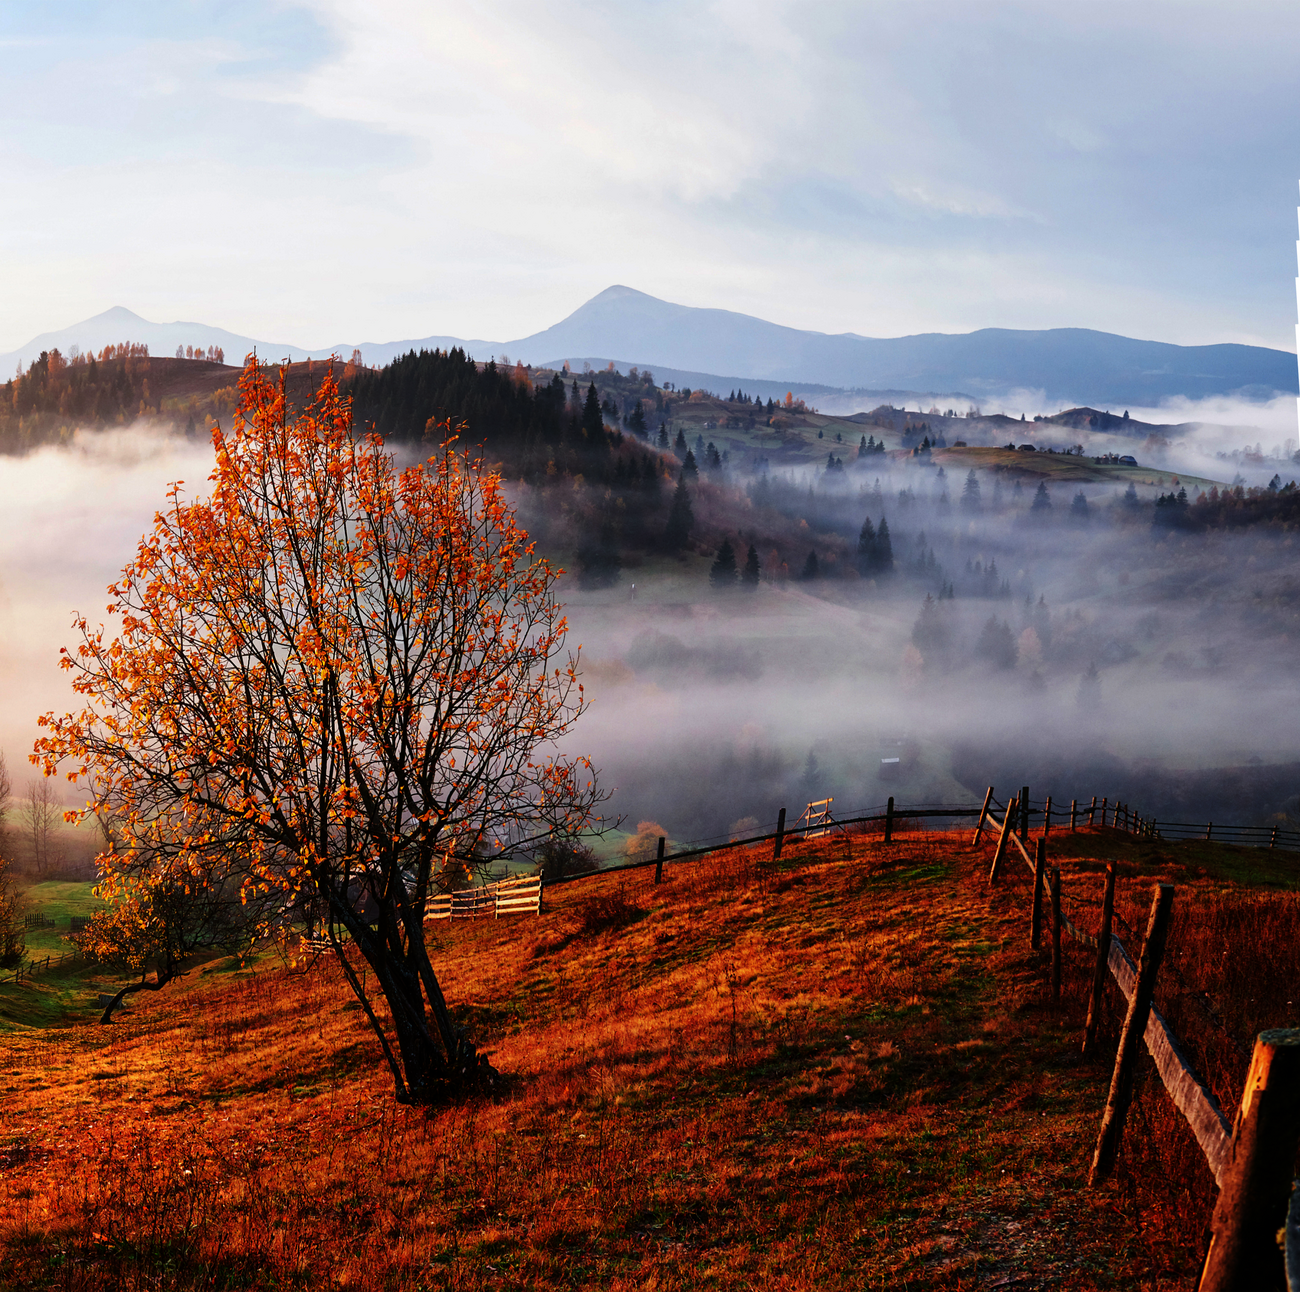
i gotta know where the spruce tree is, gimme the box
[657,423,669,450]
[1077,661,1101,709]
[709,539,739,589]
[682,448,699,478]
[975,617,1018,669]
[582,383,606,447]
[742,544,760,589]
[874,518,894,574]
[628,400,648,437]
[961,470,981,511]
[1031,481,1051,512]
[856,516,876,576]
[800,550,819,580]
[673,427,688,458]
[1070,490,1089,521]
[665,475,694,550]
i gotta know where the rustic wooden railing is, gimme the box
[981,786,1300,1290]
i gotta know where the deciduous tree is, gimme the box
[35,357,603,1102]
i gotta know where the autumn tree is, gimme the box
[77,847,267,1023]
[35,357,603,1102]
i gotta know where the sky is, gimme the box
[1,0,1298,356]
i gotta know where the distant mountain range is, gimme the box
[4,287,1296,408]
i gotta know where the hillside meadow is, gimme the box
[4,824,1298,1289]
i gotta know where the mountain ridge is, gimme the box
[4,287,1295,408]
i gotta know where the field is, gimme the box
[2,826,1297,1289]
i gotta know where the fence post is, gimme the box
[1071,799,1078,832]
[773,809,786,861]
[1044,796,1052,836]
[1271,826,1279,850]
[1206,821,1213,842]
[1050,868,1062,1006]
[1089,796,1097,827]
[990,796,1018,884]
[1020,786,1030,841]
[884,797,895,845]
[972,786,995,847]
[1197,1029,1300,1292]
[1031,836,1046,950]
[1088,883,1175,1186]
[655,836,665,883]
[1083,863,1117,1057]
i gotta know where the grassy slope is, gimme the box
[1,829,1294,1289]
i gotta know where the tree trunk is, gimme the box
[100,965,177,1023]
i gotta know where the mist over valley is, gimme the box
[4,339,1299,861]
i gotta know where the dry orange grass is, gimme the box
[1,827,1290,1290]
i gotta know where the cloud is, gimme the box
[0,0,1298,353]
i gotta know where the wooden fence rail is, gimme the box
[0,949,81,986]
[981,787,1300,1287]
[427,875,543,921]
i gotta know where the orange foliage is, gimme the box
[34,356,602,1101]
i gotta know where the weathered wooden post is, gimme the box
[1197,1029,1300,1292]
[972,786,995,847]
[989,795,1018,884]
[1020,786,1030,841]
[1088,883,1175,1185]
[1100,796,1108,827]
[1089,795,1097,827]
[1070,799,1078,832]
[1044,796,1053,836]
[655,836,665,884]
[1031,836,1046,950]
[773,809,786,862]
[884,797,895,845]
[1206,821,1214,842]
[1050,868,1062,1006]
[1270,825,1279,850]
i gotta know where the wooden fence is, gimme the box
[979,788,1300,1291]
[427,874,543,921]
[0,948,81,986]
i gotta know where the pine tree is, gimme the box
[911,593,952,658]
[674,427,688,458]
[1070,490,1089,521]
[961,470,981,511]
[582,383,606,448]
[665,475,694,550]
[1077,661,1101,709]
[682,448,699,478]
[628,401,648,437]
[799,551,819,580]
[709,539,739,589]
[874,518,894,574]
[975,617,1017,669]
[856,516,876,576]
[1031,481,1051,512]
[742,544,760,589]
[657,423,669,449]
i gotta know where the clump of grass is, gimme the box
[575,881,645,935]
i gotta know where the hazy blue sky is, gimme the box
[2,0,1298,353]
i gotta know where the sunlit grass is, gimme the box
[0,827,1290,1288]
